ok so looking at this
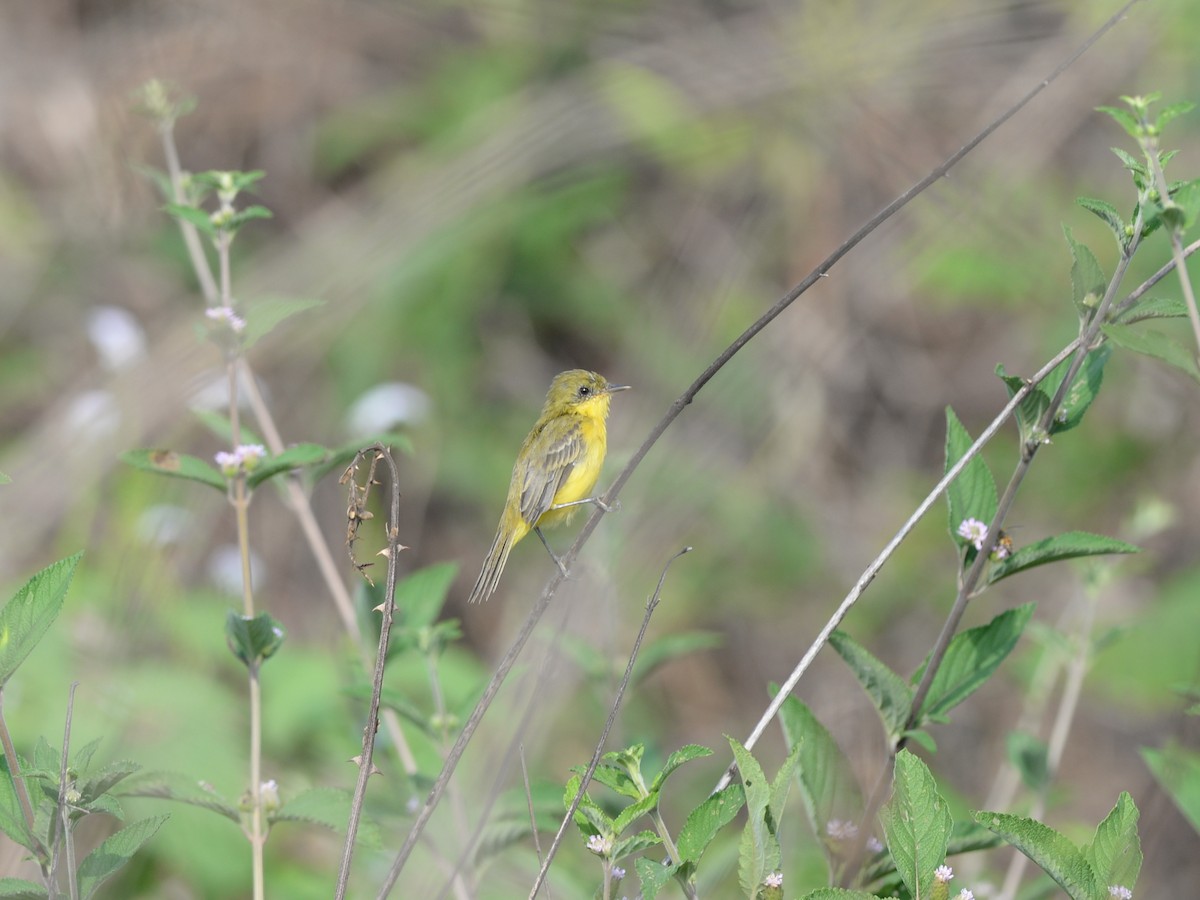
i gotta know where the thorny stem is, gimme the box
[337,446,408,899]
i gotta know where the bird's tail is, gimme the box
[467,525,517,604]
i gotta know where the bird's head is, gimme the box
[542,369,630,419]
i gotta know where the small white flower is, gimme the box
[934,864,954,883]
[825,819,859,840]
[1108,887,1132,900]
[611,866,625,880]
[205,305,247,333]
[763,871,783,888]
[957,891,974,900]
[586,834,612,856]
[866,836,884,853]
[957,518,988,549]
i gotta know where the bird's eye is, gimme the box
[578,385,591,397]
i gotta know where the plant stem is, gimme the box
[51,683,80,900]
[1142,133,1200,356]
[0,694,43,869]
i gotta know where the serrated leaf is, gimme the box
[944,407,998,549]
[1170,178,1200,231]
[273,787,378,846]
[613,794,659,835]
[1115,296,1189,324]
[1097,105,1142,139]
[1043,345,1110,435]
[730,737,780,898]
[563,774,612,836]
[880,751,951,900]
[1156,100,1195,130]
[636,855,678,900]
[120,449,227,491]
[72,739,103,774]
[228,205,273,230]
[768,740,802,836]
[0,758,37,853]
[613,828,662,860]
[0,878,48,899]
[986,531,1139,586]
[1076,197,1127,251]
[976,810,1101,899]
[163,202,216,237]
[245,443,329,488]
[77,814,169,900]
[114,771,239,821]
[828,631,913,744]
[585,763,642,801]
[1101,323,1200,382]
[225,612,286,667]
[78,760,141,803]
[1085,792,1141,891]
[649,744,713,794]
[1006,730,1050,792]
[774,690,860,842]
[241,295,324,348]
[1063,225,1108,325]
[0,553,81,687]
[676,782,744,864]
[913,604,1034,724]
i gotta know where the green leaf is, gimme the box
[676,782,744,865]
[241,295,324,348]
[115,771,239,821]
[613,794,659,835]
[913,604,1034,724]
[774,690,860,842]
[228,205,273,230]
[224,612,286,667]
[879,751,952,900]
[1101,322,1200,382]
[974,810,1099,900]
[0,471,10,485]
[649,744,713,794]
[390,563,457,630]
[1006,730,1050,792]
[76,815,169,900]
[1063,225,1108,324]
[0,757,37,853]
[1156,100,1195,130]
[0,553,81,687]
[828,631,912,744]
[584,763,642,801]
[0,878,48,899]
[245,443,330,488]
[272,787,378,846]
[729,737,780,899]
[613,828,662,860]
[768,740,802,833]
[1114,296,1190,324]
[1170,178,1200,231]
[1085,792,1141,891]
[120,449,227,491]
[994,365,1051,447]
[77,760,141,804]
[1076,197,1127,251]
[1097,105,1142,139]
[163,202,216,237]
[986,531,1139,586]
[1043,345,1110,435]
[1143,744,1200,834]
[636,855,678,900]
[563,774,612,836]
[944,407,998,549]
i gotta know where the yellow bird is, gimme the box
[467,369,630,604]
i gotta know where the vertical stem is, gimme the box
[52,683,80,900]
[0,695,40,861]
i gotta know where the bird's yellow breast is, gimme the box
[535,413,608,529]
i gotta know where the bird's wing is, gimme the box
[518,418,584,525]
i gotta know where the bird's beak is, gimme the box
[605,383,631,394]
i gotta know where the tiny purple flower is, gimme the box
[934,864,953,884]
[957,518,987,549]
[205,305,247,334]
[611,866,625,880]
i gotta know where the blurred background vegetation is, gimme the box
[1,0,1199,896]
